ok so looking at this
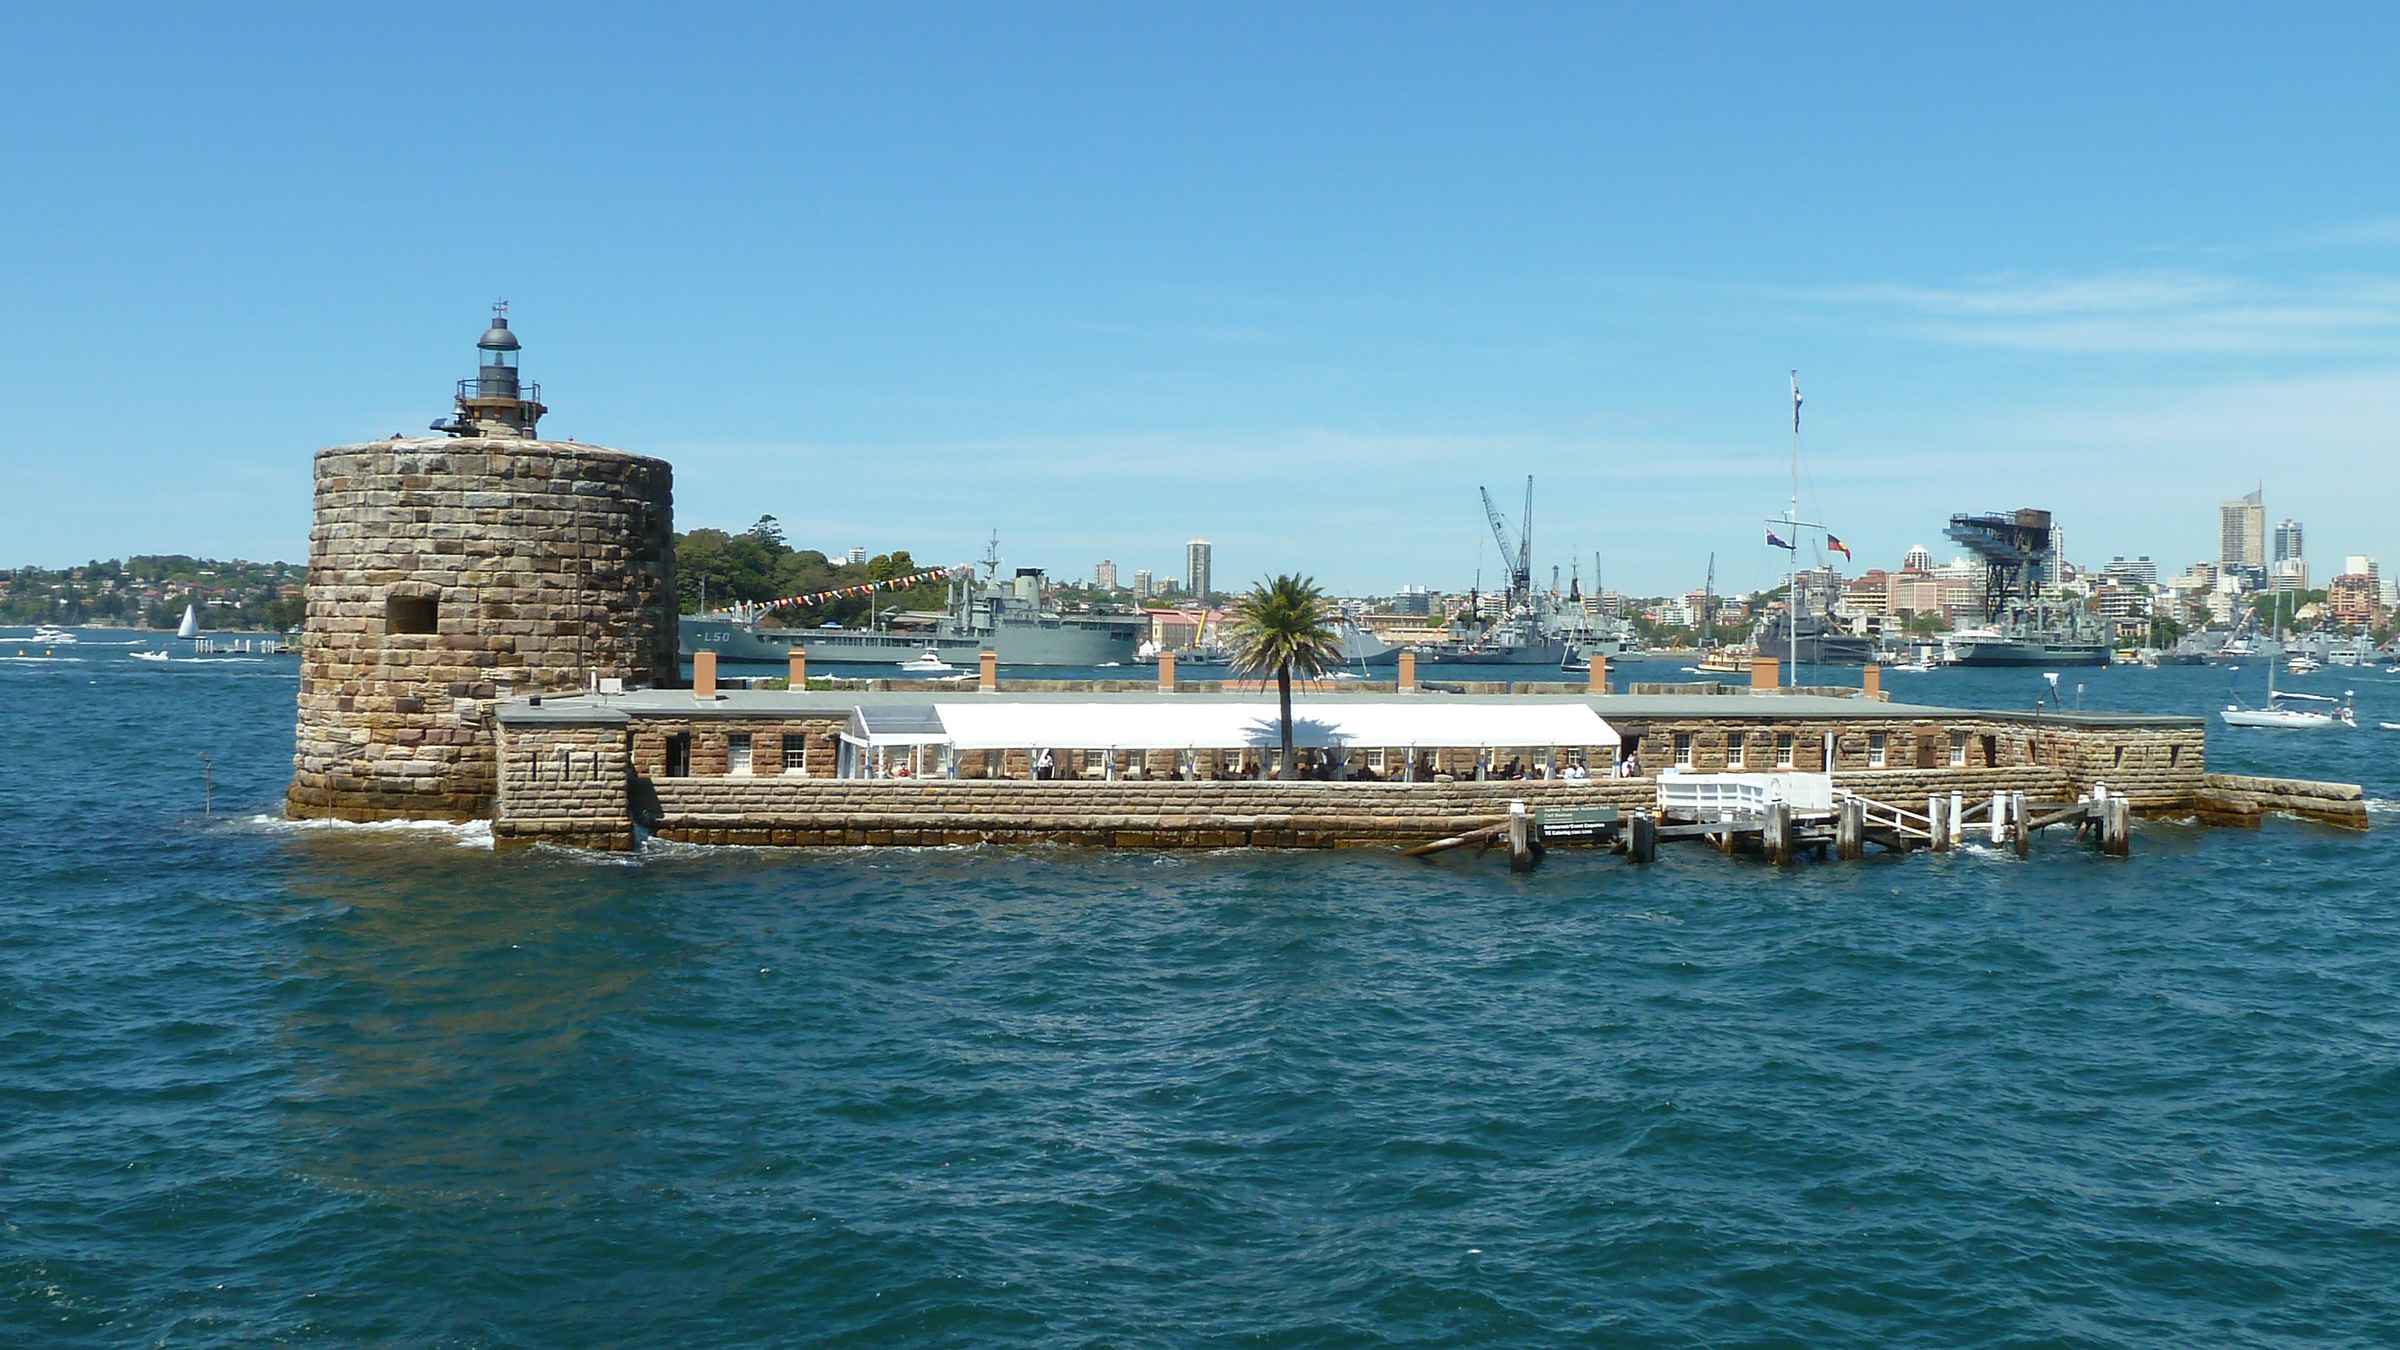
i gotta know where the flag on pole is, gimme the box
[1766,528,1794,550]
[1827,533,1852,560]
[1791,371,1803,434]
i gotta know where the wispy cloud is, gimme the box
[1789,269,2400,354]
[2293,217,2400,248]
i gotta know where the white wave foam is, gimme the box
[241,813,494,848]
[2366,799,2399,815]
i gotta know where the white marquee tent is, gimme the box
[841,700,1619,780]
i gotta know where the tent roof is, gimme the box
[847,705,952,746]
[922,700,1618,752]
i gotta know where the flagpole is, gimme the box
[1789,370,1800,689]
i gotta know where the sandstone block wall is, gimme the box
[493,720,636,850]
[287,437,675,822]
[640,777,1657,849]
[1607,715,2205,807]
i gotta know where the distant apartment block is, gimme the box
[2219,489,2264,572]
[2103,555,2158,586]
[1185,539,1213,600]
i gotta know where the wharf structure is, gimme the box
[487,654,2363,851]
[288,313,2367,849]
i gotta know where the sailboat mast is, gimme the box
[1702,552,1716,652]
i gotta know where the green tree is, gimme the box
[745,515,789,553]
[1224,575,1343,781]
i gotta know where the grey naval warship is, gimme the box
[680,557,1143,666]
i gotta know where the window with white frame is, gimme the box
[1949,730,1968,767]
[782,735,808,775]
[1673,732,1694,768]
[1727,732,1746,768]
[1868,731,1887,768]
[728,733,753,775]
[1084,749,1107,775]
[1775,733,1795,768]
[1368,748,1388,771]
[1564,747,1586,768]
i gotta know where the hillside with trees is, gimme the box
[676,516,954,627]
[2,556,304,630]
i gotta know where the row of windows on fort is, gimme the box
[520,721,2185,783]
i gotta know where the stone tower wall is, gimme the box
[286,437,676,822]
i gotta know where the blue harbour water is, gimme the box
[5,630,2398,1345]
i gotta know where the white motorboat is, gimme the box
[31,625,77,645]
[896,648,957,673]
[2380,722,2400,732]
[1889,659,1936,674]
[129,649,170,663]
[2287,655,2322,675]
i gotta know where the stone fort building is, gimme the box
[285,308,677,822]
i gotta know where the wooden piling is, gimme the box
[1507,802,1538,872]
[2011,791,2030,859]
[1929,795,1951,852]
[2101,796,2132,857]
[1836,796,1864,861]
[1765,801,1794,866]
[1629,813,1657,864]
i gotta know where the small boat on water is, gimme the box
[32,625,77,646]
[2223,686,2356,729]
[129,649,169,663]
[2288,655,2322,675]
[896,647,957,673]
[2381,722,2400,732]
[177,604,200,641]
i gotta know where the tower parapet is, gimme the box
[287,309,676,823]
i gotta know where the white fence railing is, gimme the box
[1657,771,1836,821]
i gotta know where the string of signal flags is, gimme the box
[720,567,961,621]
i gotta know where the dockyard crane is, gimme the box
[1478,477,1534,609]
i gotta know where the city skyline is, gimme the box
[4,6,2399,594]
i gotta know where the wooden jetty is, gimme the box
[1410,776,2141,870]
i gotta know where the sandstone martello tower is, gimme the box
[286,306,677,822]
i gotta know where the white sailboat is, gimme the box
[176,604,200,640]
[2222,594,2354,728]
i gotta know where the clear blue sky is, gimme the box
[6,3,2397,596]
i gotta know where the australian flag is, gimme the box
[1766,528,1795,550]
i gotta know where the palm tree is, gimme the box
[1224,574,1345,780]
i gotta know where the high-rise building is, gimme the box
[2341,554,2379,588]
[845,546,867,566]
[1185,538,1213,600]
[1900,544,1932,574]
[2219,489,2264,573]
[1095,559,1118,590]
[1133,568,1154,599]
[2272,518,2305,565]
[2271,558,2309,593]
